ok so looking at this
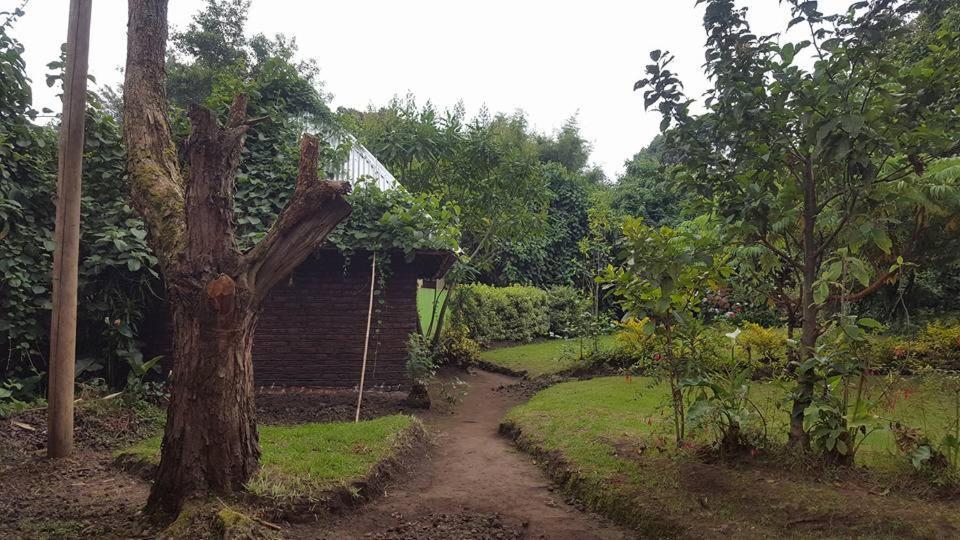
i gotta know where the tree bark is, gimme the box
[125,0,352,515]
[147,279,259,511]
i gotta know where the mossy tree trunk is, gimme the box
[124,0,352,514]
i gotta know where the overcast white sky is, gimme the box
[4,0,848,179]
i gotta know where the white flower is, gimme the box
[725,328,742,341]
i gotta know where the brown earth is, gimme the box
[298,369,633,539]
[255,387,412,424]
[1,373,626,539]
[0,451,156,539]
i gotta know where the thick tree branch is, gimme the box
[829,268,899,303]
[243,135,352,306]
[184,95,248,273]
[758,236,803,271]
[123,0,185,272]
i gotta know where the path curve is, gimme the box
[307,369,631,539]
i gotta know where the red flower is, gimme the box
[653,353,662,362]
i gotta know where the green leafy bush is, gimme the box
[1,18,159,389]
[434,324,481,368]
[544,286,590,337]
[328,178,460,261]
[450,284,550,345]
[862,323,960,373]
[405,333,437,385]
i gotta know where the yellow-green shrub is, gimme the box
[913,323,960,369]
[862,323,960,372]
[737,322,787,365]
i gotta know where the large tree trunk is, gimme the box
[147,286,259,511]
[125,0,352,515]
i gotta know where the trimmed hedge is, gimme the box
[451,284,549,345]
[450,284,592,345]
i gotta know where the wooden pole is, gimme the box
[355,252,377,423]
[48,0,92,458]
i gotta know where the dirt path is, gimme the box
[304,370,631,539]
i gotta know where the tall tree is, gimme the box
[124,0,351,513]
[637,0,960,450]
[536,115,592,173]
[611,145,686,227]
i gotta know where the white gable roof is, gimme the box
[322,130,399,191]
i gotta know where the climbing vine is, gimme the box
[0,14,159,387]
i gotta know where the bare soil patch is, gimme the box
[0,451,155,539]
[365,511,525,539]
[255,387,412,424]
[0,400,162,465]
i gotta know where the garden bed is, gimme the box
[1,391,426,538]
[501,377,960,538]
[0,397,165,466]
[114,415,429,523]
[256,387,413,424]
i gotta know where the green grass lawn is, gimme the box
[118,415,418,500]
[479,335,616,377]
[505,376,955,467]
[416,287,446,338]
[503,376,960,537]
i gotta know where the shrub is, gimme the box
[912,323,960,370]
[435,324,481,368]
[861,322,960,373]
[450,284,550,345]
[576,343,638,373]
[405,333,437,385]
[545,286,590,337]
[737,323,787,367]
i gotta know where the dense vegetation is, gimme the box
[1,0,960,528]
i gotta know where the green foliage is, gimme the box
[610,146,685,227]
[449,284,550,345]
[737,322,788,368]
[535,115,592,173]
[405,333,437,385]
[602,216,730,327]
[492,163,590,287]
[342,95,549,273]
[603,216,731,444]
[683,361,757,451]
[798,316,890,463]
[1,15,160,389]
[863,322,960,372]
[0,373,42,417]
[636,0,960,449]
[433,323,481,369]
[0,12,57,373]
[327,179,460,261]
[544,286,590,338]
